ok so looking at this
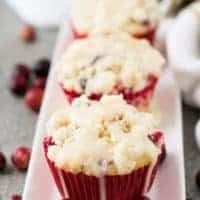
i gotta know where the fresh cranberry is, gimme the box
[89,93,102,101]
[10,74,29,96]
[11,147,31,170]
[19,25,36,43]
[33,77,46,89]
[11,194,22,200]
[25,87,44,112]
[43,137,55,154]
[33,58,50,77]
[13,64,30,79]
[0,152,6,170]
[196,170,200,189]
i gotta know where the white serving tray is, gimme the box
[23,21,186,200]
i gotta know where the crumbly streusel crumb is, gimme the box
[46,95,161,176]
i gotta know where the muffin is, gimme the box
[71,0,161,42]
[44,95,165,200]
[57,33,165,110]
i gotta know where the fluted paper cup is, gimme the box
[62,74,158,111]
[44,132,164,200]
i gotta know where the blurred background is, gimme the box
[0,1,56,199]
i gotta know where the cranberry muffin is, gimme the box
[71,0,161,42]
[44,95,165,200]
[57,33,165,110]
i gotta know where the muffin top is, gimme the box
[46,95,161,176]
[58,33,165,96]
[71,0,161,35]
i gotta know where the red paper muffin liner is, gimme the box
[43,132,164,200]
[71,24,156,43]
[61,74,158,111]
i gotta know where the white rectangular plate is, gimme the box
[23,21,186,200]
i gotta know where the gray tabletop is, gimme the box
[0,1,200,200]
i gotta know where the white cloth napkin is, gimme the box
[167,2,200,108]
[5,0,70,27]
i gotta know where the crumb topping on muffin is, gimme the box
[46,95,161,176]
[71,0,161,35]
[57,33,165,96]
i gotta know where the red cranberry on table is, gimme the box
[19,25,36,43]
[13,64,30,79]
[196,170,200,189]
[25,87,44,112]
[11,147,31,170]
[11,194,22,200]
[10,64,30,96]
[33,77,46,89]
[10,74,29,96]
[33,58,50,78]
[0,152,6,170]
